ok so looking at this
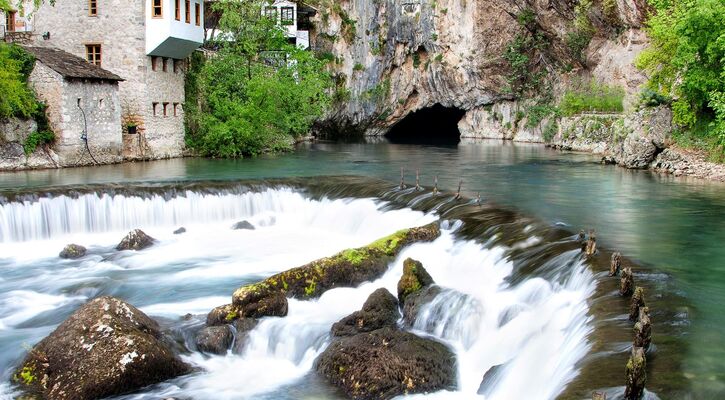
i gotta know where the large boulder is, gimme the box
[316,326,456,399]
[331,288,400,337]
[316,288,456,399]
[195,325,234,355]
[59,244,86,259]
[116,229,155,251]
[12,296,190,400]
[228,223,440,321]
[397,258,434,304]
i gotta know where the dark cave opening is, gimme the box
[385,104,466,145]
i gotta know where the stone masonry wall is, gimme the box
[28,0,186,161]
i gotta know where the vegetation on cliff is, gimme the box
[184,0,331,158]
[637,0,725,160]
[0,43,55,154]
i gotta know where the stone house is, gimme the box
[0,46,123,170]
[2,0,204,161]
[262,0,316,49]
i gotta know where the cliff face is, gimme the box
[311,0,650,139]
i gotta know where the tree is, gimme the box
[185,0,332,157]
[636,0,725,152]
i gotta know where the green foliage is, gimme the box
[636,0,725,158]
[543,119,559,142]
[559,80,624,116]
[525,103,560,128]
[566,0,595,62]
[516,8,535,27]
[430,33,438,41]
[639,88,671,107]
[434,54,443,62]
[363,78,391,101]
[353,62,364,71]
[185,0,332,158]
[412,52,421,68]
[0,43,38,119]
[503,32,547,96]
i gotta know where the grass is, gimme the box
[671,117,725,163]
[559,81,624,116]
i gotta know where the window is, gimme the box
[264,7,277,21]
[152,102,159,116]
[85,44,102,66]
[185,0,190,23]
[162,57,168,72]
[152,0,162,18]
[88,0,97,16]
[173,102,180,116]
[175,0,180,20]
[162,102,169,117]
[195,2,200,26]
[6,11,16,32]
[280,7,294,25]
[151,56,158,71]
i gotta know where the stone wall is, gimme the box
[27,0,187,161]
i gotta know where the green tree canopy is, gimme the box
[185,0,332,158]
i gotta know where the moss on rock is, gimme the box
[396,258,434,304]
[229,223,440,320]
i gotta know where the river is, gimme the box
[0,140,723,399]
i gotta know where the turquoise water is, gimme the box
[2,140,725,397]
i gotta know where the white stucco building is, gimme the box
[263,0,316,49]
[2,0,204,161]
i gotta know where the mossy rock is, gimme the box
[397,258,434,304]
[13,296,190,400]
[116,229,155,251]
[195,325,234,355]
[59,244,86,259]
[229,223,440,320]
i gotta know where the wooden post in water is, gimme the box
[629,287,646,321]
[454,180,462,200]
[609,252,622,276]
[625,347,647,400]
[620,267,634,296]
[415,169,421,191]
[433,176,439,194]
[399,167,406,189]
[476,192,481,206]
[634,306,652,351]
[585,230,597,256]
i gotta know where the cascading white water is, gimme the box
[0,188,596,400]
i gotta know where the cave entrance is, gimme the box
[385,104,465,145]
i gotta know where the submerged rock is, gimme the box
[609,252,622,276]
[173,227,186,235]
[116,229,155,251]
[625,347,647,400]
[195,325,233,355]
[13,296,190,400]
[620,267,634,297]
[478,363,507,396]
[59,244,86,259]
[231,318,259,354]
[402,285,442,325]
[629,287,646,321]
[231,220,255,230]
[633,307,652,351]
[331,288,400,337]
[228,223,440,321]
[397,258,434,304]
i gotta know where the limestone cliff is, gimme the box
[310,0,650,138]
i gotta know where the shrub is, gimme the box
[639,88,671,107]
[0,43,38,119]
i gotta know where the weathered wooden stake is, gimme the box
[629,287,646,321]
[633,306,652,351]
[433,175,439,194]
[415,169,421,191]
[476,192,481,206]
[399,167,406,189]
[592,391,607,400]
[609,252,622,276]
[585,230,597,256]
[454,180,462,200]
[620,267,634,297]
[625,347,647,400]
